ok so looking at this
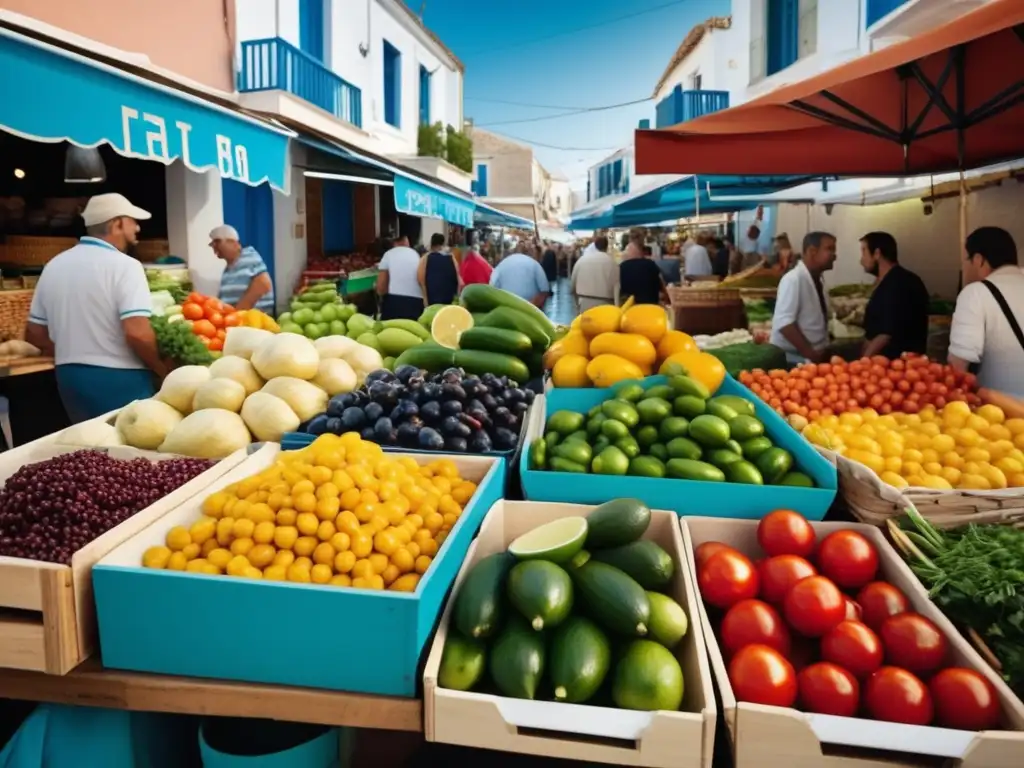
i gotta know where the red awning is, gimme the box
[635,0,1024,177]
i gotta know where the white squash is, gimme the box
[115,399,183,450]
[241,392,300,443]
[158,409,252,458]
[250,333,320,381]
[156,365,211,414]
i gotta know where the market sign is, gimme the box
[0,30,291,193]
[393,175,475,227]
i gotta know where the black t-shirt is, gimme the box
[619,258,663,305]
[863,264,930,358]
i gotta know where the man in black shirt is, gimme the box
[859,231,930,359]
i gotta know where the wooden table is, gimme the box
[0,660,423,732]
[0,356,54,377]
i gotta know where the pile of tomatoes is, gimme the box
[695,510,1002,731]
[738,353,981,421]
[180,293,241,352]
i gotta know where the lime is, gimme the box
[646,592,689,648]
[438,633,487,691]
[612,639,685,711]
[432,305,475,349]
[508,516,587,564]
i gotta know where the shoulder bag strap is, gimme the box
[981,280,1024,353]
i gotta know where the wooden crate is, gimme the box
[424,500,717,768]
[0,443,253,674]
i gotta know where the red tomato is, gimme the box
[728,644,798,708]
[758,555,817,604]
[856,582,909,632]
[864,667,933,725]
[880,613,948,674]
[821,620,883,678]
[757,510,816,558]
[698,549,760,609]
[207,311,225,328]
[798,662,860,717]
[695,541,738,570]
[929,668,1001,731]
[182,302,204,321]
[721,599,792,657]
[816,530,879,590]
[844,598,862,622]
[783,576,846,637]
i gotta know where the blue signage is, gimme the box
[393,175,475,227]
[0,30,291,192]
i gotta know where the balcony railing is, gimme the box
[655,88,729,129]
[238,38,362,128]
[866,0,910,27]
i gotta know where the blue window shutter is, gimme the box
[613,160,622,193]
[767,0,799,75]
[638,118,650,130]
[299,0,324,61]
[586,178,591,202]
[222,179,276,295]
[383,42,401,127]
[322,181,355,252]
[419,66,431,125]
[475,164,488,197]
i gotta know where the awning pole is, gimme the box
[694,176,700,221]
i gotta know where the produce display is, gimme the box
[160,292,280,352]
[140,433,475,590]
[108,330,383,458]
[545,300,712,388]
[151,315,214,367]
[276,281,358,340]
[891,508,1024,697]
[0,450,214,564]
[828,283,871,330]
[803,399,1024,490]
[300,366,533,454]
[146,268,190,304]
[696,510,1003,730]
[739,354,981,422]
[304,253,377,275]
[438,498,689,711]
[706,341,786,377]
[694,329,753,350]
[530,373,815,487]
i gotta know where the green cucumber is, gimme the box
[489,615,546,699]
[569,553,651,637]
[380,318,430,340]
[550,616,611,703]
[460,284,556,337]
[452,552,515,639]
[438,633,487,691]
[454,349,530,384]
[585,498,651,548]
[478,306,552,350]
[590,540,675,590]
[507,560,574,631]
[393,343,456,373]
[459,327,533,356]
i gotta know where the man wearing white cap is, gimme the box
[209,225,275,313]
[25,193,165,423]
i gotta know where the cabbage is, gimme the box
[58,421,123,448]
[223,327,274,360]
[251,333,319,381]
[314,335,360,360]
[156,365,211,414]
[208,355,263,394]
[115,399,183,450]
[241,392,300,443]
[311,358,358,396]
[260,377,329,422]
[341,344,384,384]
[158,409,252,458]
[193,378,247,413]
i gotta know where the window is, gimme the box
[299,0,325,61]
[383,41,401,128]
[691,71,702,90]
[472,164,488,197]
[612,159,623,194]
[798,0,818,60]
[765,0,816,76]
[586,178,591,202]
[419,65,431,126]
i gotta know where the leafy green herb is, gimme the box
[892,507,1024,696]
[151,316,213,367]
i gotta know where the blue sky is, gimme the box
[406,0,729,192]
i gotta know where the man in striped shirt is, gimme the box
[209,225,275,313]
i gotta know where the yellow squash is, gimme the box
[586,354,645,388]
[589,332,657,369]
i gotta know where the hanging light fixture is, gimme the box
[64,145,106,183]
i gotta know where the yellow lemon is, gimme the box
[903,461,924,478]
[142,546,172,569]
[963,447,990,464]
[552,354,591,388]
[919,474,953,491]
[979,464,1008,490]
[959,473,991,490]
[976,404,1006,424]
[942,451,964,470]
[847,435,882,454]
[165,526,191,552]
[883,456,902,473]
[846,449,885,474]
[1009,473,1024,488]
[944,400,972,418]
[923,462,943,477]
[940,466,962,486]
[996,457,1024,476]
[902,449,924,464]
[1005,418,1024,436]
[955,428,981,448]
[930,434,956,454]
[880,471,908,489]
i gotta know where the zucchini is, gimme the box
[590,540,675,590]
[585,498,651,549]
[459,327,533,356]
[393,343,456,372]
[453,552,516,639]
[461,284,556,338]
[453,349,530,384]
[568,553,652,637]
[478,307,552,350]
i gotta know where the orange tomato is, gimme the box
[208,337,224,351]
[224,312,241,327]
[182,302,204,321]
[187,292,205,305]
[208,311,225,328]
[193,319,217,338]
[203,299,223,316]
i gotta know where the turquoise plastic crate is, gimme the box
[521,375,837,520]
[92,449,505,697]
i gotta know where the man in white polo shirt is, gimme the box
[25,193,165,423]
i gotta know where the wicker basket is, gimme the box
[739,287,779,300]
[825,447,1024,528]
[668,285,742,306]
[720,260,768,284]
[134,239,170,262]
[0,237,77,267]
[0,289,34,341]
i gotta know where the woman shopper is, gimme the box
[418,233,462,305]
[376,234,424,320]
[459,233,493,287]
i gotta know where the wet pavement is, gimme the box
[544,278,576,327]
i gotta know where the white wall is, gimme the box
[773,182,1024,299]
[165,161,224,297]
[587,146,634,203]
[235,0,299,48]
[272,160,308,312]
